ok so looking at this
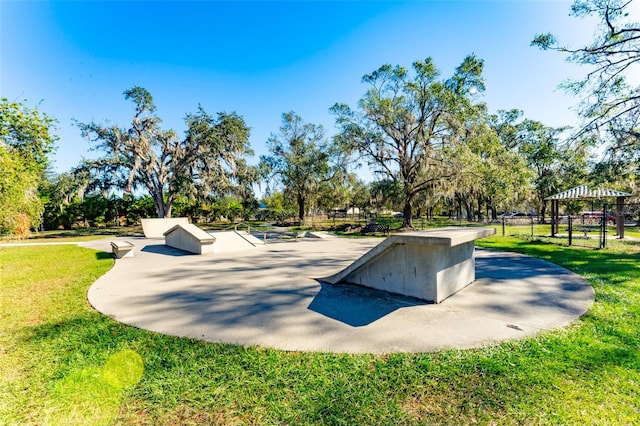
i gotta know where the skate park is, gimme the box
[84,222,595,354]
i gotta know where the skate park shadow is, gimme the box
[308,281,428,327]
[141,244,192,256]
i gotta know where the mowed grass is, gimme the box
[1,237,639,425]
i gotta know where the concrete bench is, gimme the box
[111,240,135,258]
[164,224,216,255]
[322,227,496,303]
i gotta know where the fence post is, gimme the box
[601,203,607,249]
[530,216,534,237]
[568,215,573,246]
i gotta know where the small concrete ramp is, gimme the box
[322,227,495,303]
[208,230,264,253]
[304,231,335,239]
[164,223,216,255]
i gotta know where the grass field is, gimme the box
[1,234,639,425]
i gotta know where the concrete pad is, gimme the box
[83,236,594,354]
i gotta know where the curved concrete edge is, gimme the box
[84,238,595,354]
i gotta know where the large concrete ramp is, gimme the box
[321,227,495,303]
[141,217,190,238]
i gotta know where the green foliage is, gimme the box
[40,175,157,230]
[260,191,297,222]
[0,147,44,236]
[261,112,343,224]
[0,98,57,174]
[332,55,486,228]
[516,119,589,218]
[76,87,256,218]
[451,119,532,220]
[183,108,256,200]
[531,0,640,200]
[0,99,57,236]
[532,0,640,143]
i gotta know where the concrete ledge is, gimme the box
[322,227,496,303]
[141,217,190,238]
[111,240,135,258]
[164,224,216,255]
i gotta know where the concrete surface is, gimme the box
[83,236,594,354]
[322,227,496,302]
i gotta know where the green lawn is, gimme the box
[1,236,639,425]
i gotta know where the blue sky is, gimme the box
[2,0,598,178]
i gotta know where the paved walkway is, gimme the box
[83,236,594,354]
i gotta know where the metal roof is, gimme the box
[544,184,632,200]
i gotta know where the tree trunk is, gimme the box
[154,194,171,218]
[539,200,547,224]
[297,193,305,225]
[402,197,413,228]
[465,202,473,221]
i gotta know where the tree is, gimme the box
[516,120,589,221]
[0,98,57,236]
[0,98,57,174]
[260,112,344,224]
[261,191,296,223]
[532,0,640,137]
[40,171,86,230]
[77,87,255,218]
[332,55,485,228]
[450,117,531,221]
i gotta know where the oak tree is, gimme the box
[533,0,640,138]
[260,112,343,225]
[332,55,485,228]
[77,87,254,218]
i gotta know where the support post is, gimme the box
[530,215,534,237]
[602,203,607,249]
[551,200,557,237]
[616,196,625,239]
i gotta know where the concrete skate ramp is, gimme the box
[208,230,263,253]
[304,231,335,239]
[164,224,216,255]
[322,227,496,303]
[141,217,190,238]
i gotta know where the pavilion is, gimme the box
[544,184,632,239]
